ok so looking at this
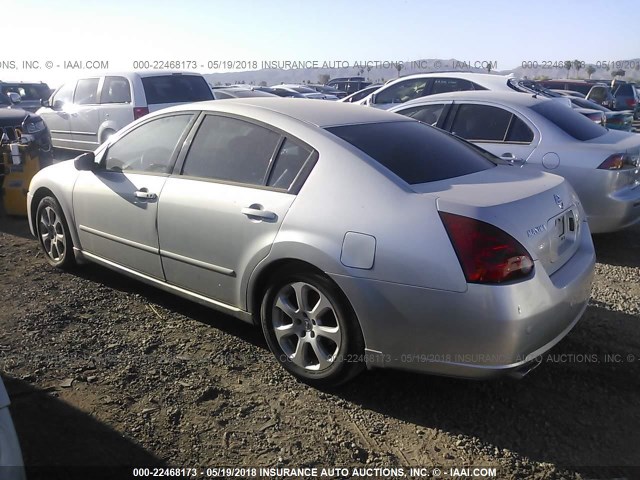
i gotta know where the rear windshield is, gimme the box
[326,121,496,185]
[530,101,607,141]
[1,83,50,101]
[142,75,213,105]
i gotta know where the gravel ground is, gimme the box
[0,209,639,480]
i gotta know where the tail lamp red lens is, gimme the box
[598,153,634,170]
[133,107,150,120]
[439,212,534,284]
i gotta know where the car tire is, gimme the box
[260,269,365,388]
[35,196,75,269]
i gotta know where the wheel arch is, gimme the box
[30,186,82,255]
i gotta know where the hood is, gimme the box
[0,107,32,126]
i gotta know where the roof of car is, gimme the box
[164,97,411,127]
[396,90,549,108]
[385,72,513,88]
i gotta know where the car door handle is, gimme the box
[134,190,157,200]
[241,206,276,221]
[500,153,516,159]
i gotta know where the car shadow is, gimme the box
[0,209,32,239]
[592,223,640,268]
[3,376,164,480]
[334,303,640,479]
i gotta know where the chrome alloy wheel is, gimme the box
[271,281,342,372]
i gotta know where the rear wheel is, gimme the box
[35,196,75,269]
[261,269,365,387]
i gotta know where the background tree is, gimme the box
[573,60,582,78]
[395,62,404,78]
[366,65,372,80]
[486,63,492,74]
[259,80,267,87]
[564,60,572,78]
[586,65,596,79]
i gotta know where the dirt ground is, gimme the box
[0,206,639,480]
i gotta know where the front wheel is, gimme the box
[261,270,365,387]
[35,196,75,269]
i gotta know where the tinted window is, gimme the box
[214,91,234,99]
[614,84,633,96]
[588,86,609,103]
[267,138,313,190]
[451,104,512,141]
[506,116,534,143]
[101,76,131,104]
[1,84,49,101]
[105,114,193,173]
[375,78,429,104]
[52,82,75,105]
[430,78,477,94]
[74,78,100,105]
[571,97,608,111]
[326,121,495,185]
[530,101,607,141]
[142,75,214,105]
[399,104,446,126]
[182,115,281,185]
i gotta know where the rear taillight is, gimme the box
[133,107,149,120]
[626,98,637,108]
[586,112,605,124]
[440,212,534,284]
[598,153,636,170]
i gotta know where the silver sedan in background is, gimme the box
[28,99,595,386]
[390,91,640,233]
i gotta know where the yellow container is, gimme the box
[2,142,45,216]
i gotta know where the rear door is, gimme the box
[444,102,539,164]
[157,114,315,308]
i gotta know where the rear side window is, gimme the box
[375,78,429,104]
[397,104,446,126]
[326,121,495,185]
[101,76,131,104]
[182,115,281,186]
[267,138,313,190]
[430,78,480,95]
[450,104,534,143]
[142,75,214,104]
[530,101,606,141]
[74,78,100,105]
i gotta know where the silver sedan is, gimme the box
[28,98,595,386]
[390,91,640,233]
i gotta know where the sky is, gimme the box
[3,0,639,87]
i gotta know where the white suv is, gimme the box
[357,72,517,110]
[38,71,214,151]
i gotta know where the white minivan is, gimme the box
[38,71,214,151]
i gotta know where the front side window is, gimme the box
[74,78,100,105]
[101,76,131,104]
[182,115,281,185]
[375,78,429,105]
[104,114,193,173]
[52,82,75,105]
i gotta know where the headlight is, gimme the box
[24,119,46,133]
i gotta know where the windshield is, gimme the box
[530,101,607,141]
[326,121,496,185]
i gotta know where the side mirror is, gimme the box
[41,98,51,108]
[74,152,97,171]
[7,92,21,104]
[369,93,377,105]
[52,99,64,111]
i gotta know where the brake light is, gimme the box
[586,112,605,124]
[440,212,534,284]
[133,107,149,120]
[626,98,637,108]
[598,153,635,170]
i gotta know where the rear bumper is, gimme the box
[330,223,595,379]
[585,183,640,233]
